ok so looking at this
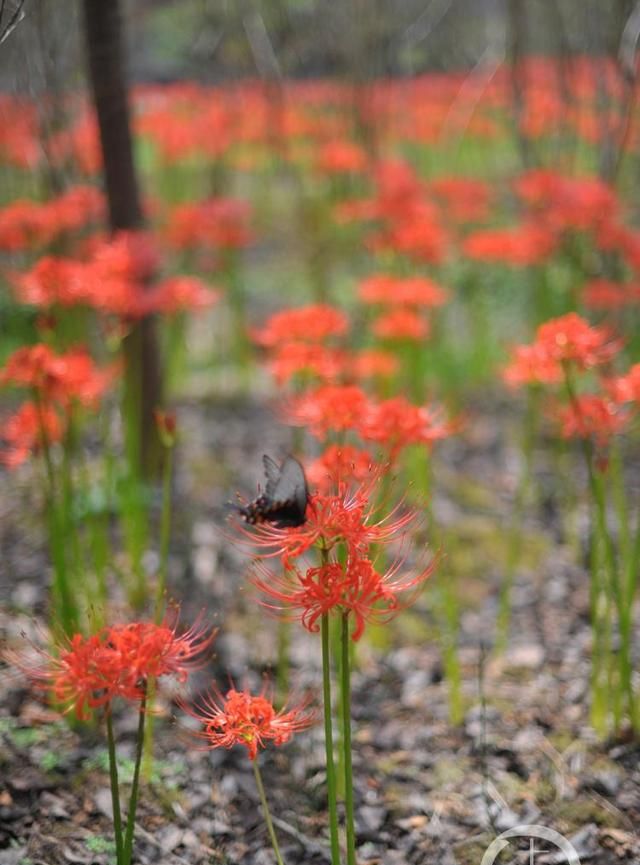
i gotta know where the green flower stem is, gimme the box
[563,366,637,731]
[321,612,341,865]
[105,706,124,865]
[123,687,147,865]
[253,759,286,865]
[340,612,356,865]
[154,443,174,624]
[276,618,291,706]
[34,391,78,636]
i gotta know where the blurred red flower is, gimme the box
[286,384,370,437]
[0,402,63,469]
[358,396,459,460]
[463,223,557,266]
[502,344,563,388]
[372,308,430,341]
[315,139,368,174]
[0,344,118,409]
[534,312,620,370]
[556,395,630,446]
[252,304,348,348]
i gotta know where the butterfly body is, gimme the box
[238,455,309,528]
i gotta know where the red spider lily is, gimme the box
[315,139,368,174]
[534,313,621,370]
[82,231,159,317]
[182,686,315,760]
[146,276,221,314]
[358,274,448,308]
[502,344,563,388]
[0,402,63,468]
[285,384,370,437]
[266,342,346,386]
[305,444,374,490]
[372,308,430,341]
[428,177,492,223]
[106,618,215,685]
[0,186,103,252]
[0,200,53,251]
[582,279,640,310]
[555,395,630,446]
[349,349,398,381]
[358,397,459,461]
[371,202,449,265]
[462,223,557,266]
[236,467,415,564]
[608,364,640,404]
[164,198,253,251]
[8,619,215,721]
[252,549,436,642]
[515,170,619,233]
[252,304,348,348]
[0,344,119,409]
[9,631,133,721]
[11,256,88,308]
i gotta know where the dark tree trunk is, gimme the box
[82,0,162,477]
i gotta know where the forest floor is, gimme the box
[1,395,639,865]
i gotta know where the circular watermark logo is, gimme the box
[480,824,581,865]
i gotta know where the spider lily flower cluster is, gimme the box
[8,616,215,865]
[240,464,435,865]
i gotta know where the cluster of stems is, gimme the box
[562,365,639,734]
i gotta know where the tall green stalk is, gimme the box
[35,393,79,636]
[340,613,356,865]
[123,689,147,865]
[253,760,286,865]
[321,612,341,865]
[105,706,124,865]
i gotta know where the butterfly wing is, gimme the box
[237,455,309,527]
[262,454,281,497]
[270,456,309,526]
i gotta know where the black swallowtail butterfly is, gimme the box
[238,455,309,528]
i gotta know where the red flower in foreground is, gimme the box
[1,401,63,468]
[183,686,315,760]
[253,549,436,642]
[555,395,630,446]
[8,618,214,720]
